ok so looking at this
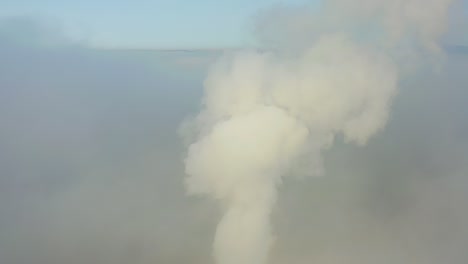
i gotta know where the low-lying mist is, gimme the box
[1,15,468,264]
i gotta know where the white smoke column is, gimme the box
[181,1,455,264]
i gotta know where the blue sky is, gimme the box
[0,0,467,49]
[0,0,315,49]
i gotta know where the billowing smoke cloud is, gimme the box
[182,1,457,264]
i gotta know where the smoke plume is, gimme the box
[181,1,456,264]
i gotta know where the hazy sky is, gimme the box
[1,0,467,49]
[0,0,318,49]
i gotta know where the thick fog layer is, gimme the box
[1,15,468,264]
